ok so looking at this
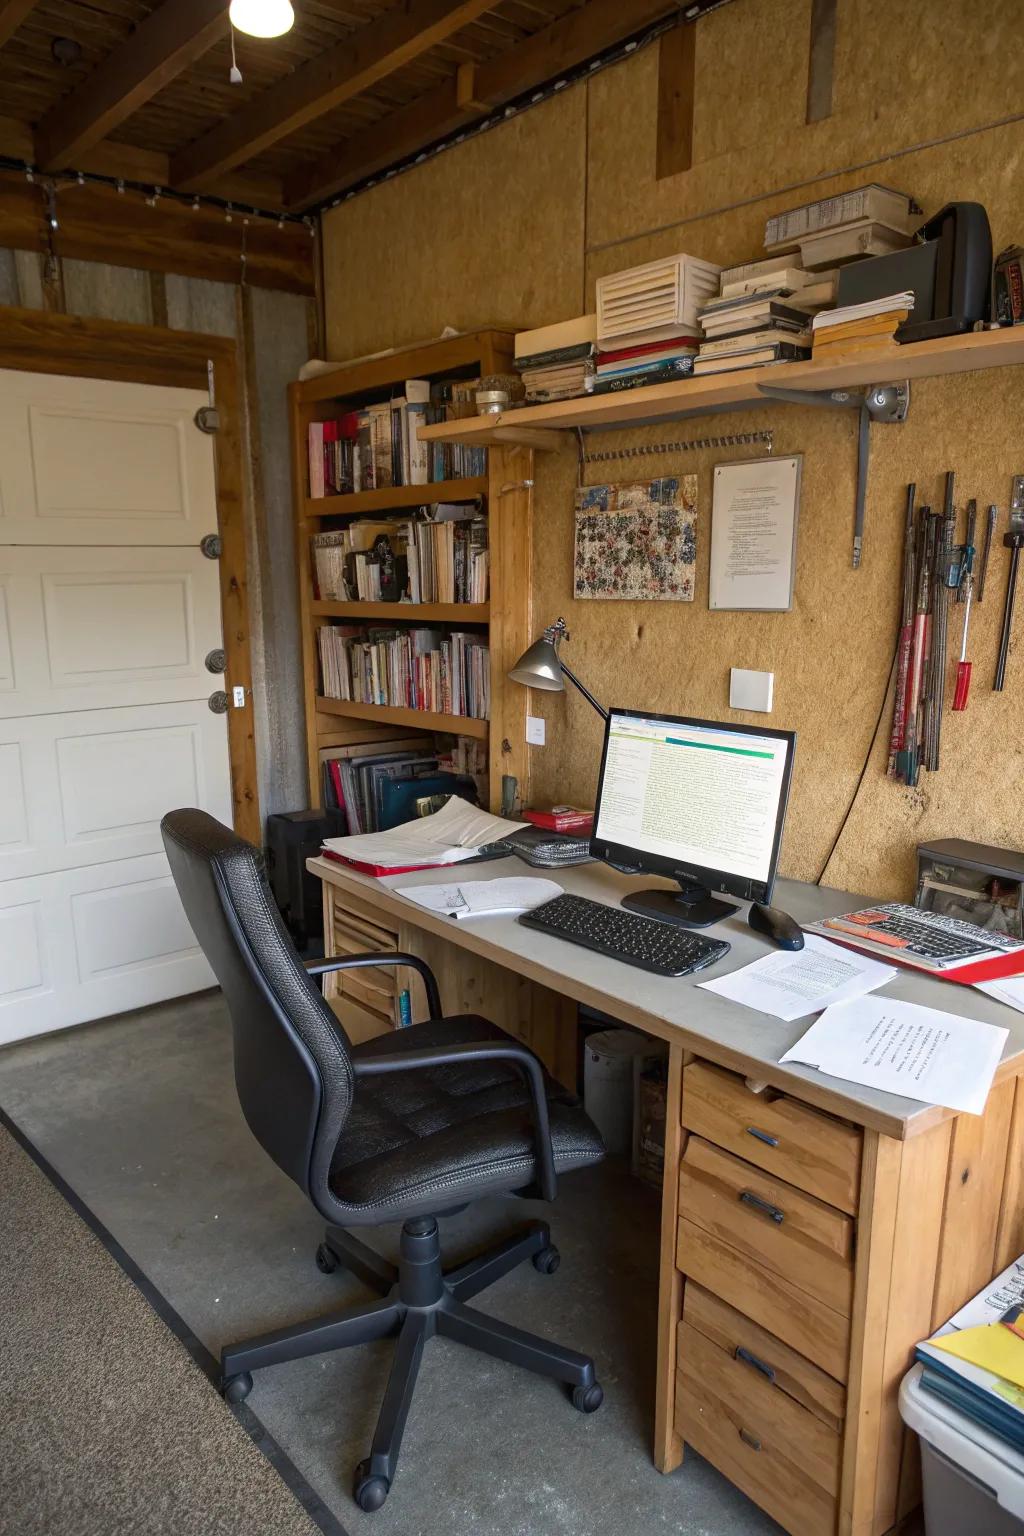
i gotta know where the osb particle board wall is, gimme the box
[322,0,1024,897]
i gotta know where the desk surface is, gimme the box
[309,854,1024,1140]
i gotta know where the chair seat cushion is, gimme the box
[328,1016,604,1219]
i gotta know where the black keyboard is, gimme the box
[519,893,731,977]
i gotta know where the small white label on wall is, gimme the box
[232,686,246,708]
[730,668,774,712]
[526,716,546,746]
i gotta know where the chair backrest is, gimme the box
[161,809,354,1203]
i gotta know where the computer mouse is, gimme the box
[748,902,805,950]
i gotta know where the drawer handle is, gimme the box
[735,1346,776,1383]
[739,1189,785,1224]
[746,1126,779,1147]
[738,1428,762,1452]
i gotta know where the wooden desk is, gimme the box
[309,854,1024,1536]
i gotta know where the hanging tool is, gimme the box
[951,498,976,712]
[924,477,957,771]
[887,483,917,775]
[898,506,934,786]
[977,503,998,603]
[995,475,1024,690]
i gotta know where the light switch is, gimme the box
[526,715,546,746]
[730,668,774,713]
[232,685,246,708]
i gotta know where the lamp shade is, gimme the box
[229,0,295,37]
[508,635,565,692]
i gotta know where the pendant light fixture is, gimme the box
[229,0,295,38]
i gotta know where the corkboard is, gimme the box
[320,0,1024,898]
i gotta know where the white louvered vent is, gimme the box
[596,254,722,346]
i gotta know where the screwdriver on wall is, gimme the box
[952,565,974,709]
[995,476,1024,691]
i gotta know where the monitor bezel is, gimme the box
[589,708,797,905]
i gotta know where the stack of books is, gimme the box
[514,316,596,403]
[318,624,490,720]
[916,1252,1024,1453]
[694,293,813,375]
[307,377,485,496]
[811,291,916,355]
[319,737,484,837]
[312,504,488,607]
[764,183,922,270]
[401,509,488,605]
[586,335,700,395]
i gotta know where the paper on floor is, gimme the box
[780,996,1009,1114]
[699,933,897,1021]
[389,877,562,920]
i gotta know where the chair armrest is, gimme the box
[304,952,442,1019]
[353,1040,557,1201]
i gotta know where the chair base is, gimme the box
[221,1216,602,1512]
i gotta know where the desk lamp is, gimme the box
[508,618,608,721]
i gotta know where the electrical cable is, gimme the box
[816,638,900,885]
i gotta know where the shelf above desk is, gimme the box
[417,327,1024,444]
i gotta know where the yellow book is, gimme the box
[931,1322,1024,1390]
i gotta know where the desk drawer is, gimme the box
[677,1218,850,1382]
[679,1136,855,1316]
[682,1283,845,1437]
[682,1061,862,1214]
[675,1368,836,1536]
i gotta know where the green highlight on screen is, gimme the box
[609,730,774,761]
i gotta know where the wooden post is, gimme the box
[486,443,533,812]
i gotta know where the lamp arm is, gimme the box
[559,661,608,721]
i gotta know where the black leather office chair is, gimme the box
[161,810,605,1512]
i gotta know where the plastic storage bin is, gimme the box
[900,1364,1024,1536]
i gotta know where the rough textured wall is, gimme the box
[321,0,1024,896]
[0,251,312,827]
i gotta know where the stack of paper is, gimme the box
[388,876,562,921]
[699,934,896,1021]
[917,1254,1024,1451]
[322,796,527,874]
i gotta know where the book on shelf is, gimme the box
[698,295,817,333]
[318,624,490,721]
[596,335,700,368]
[307,376,485,497]
[699,326,811,357]
[312,504,488,606]
[812,291,915,331]
[692,341,812,374]
[764,184,922,250]
[584,358,695,394]
[515,314,596,361]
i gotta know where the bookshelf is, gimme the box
[289,329,528,815]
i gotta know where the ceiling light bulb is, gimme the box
[229,0,295,38]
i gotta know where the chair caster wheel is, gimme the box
[315,1242,339,1274]
[532,1244,560,1274]
[222,1371,253,1404]
[572,1382,604,1413]
[353,1461,390,1512]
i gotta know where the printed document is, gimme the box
[977,976,1024,1015]
[699,933,896,1021]
[780,996,1008,1114]
[322,797,527,870]
[389,876,561,921]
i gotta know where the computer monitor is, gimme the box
[590,709,796,928]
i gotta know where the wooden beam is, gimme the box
[34,0,228,172]
[806,0,838,124]
[0,0,37,50]
[655,19,696,179]
[284,0,685,209]
[0,172,315,294]
[170,0,496,193]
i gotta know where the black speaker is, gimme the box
[264,809,346,950]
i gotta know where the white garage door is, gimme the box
[0,370,233,1045]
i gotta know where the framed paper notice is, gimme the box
[709,455,802,611]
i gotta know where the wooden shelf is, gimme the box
[312,600,489,623]
[305,477,487,517]
[417,327,1024,443]
[314,697,489,738]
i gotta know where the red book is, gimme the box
[597,337,701,365]
[522,806,594,832]
[321,849,454,878]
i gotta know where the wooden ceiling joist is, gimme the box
[0,0,37,50]
[34,0,229,172]
[170,0,497,193]
[284,0,684,209]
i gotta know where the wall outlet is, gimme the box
[729,668,773,712]
[526,715,546,746]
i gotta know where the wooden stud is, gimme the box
[0,0,36,49]
[655,1042,687,1473]
[171,0,496,192]
[806,0,838,124]
[487,444,533,812]
[994,1070,1024,1272]
[0,306,261,841]
[290,382,325,806]
[285,0,686,208]
[456,62,488,113]
[655,21,696,180]
[838,1130,903,1536]
[35,0,227,171]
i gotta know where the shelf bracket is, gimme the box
[758,381,910,567]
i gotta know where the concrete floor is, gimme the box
[0,993,782,1536]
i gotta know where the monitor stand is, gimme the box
[622,879,738,929]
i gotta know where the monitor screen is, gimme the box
[592,711,794,896]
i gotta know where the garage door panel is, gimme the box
[0,548,223,715]
[0,703,231,880]
[0,856,214,1046]
[0,372,213,546]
